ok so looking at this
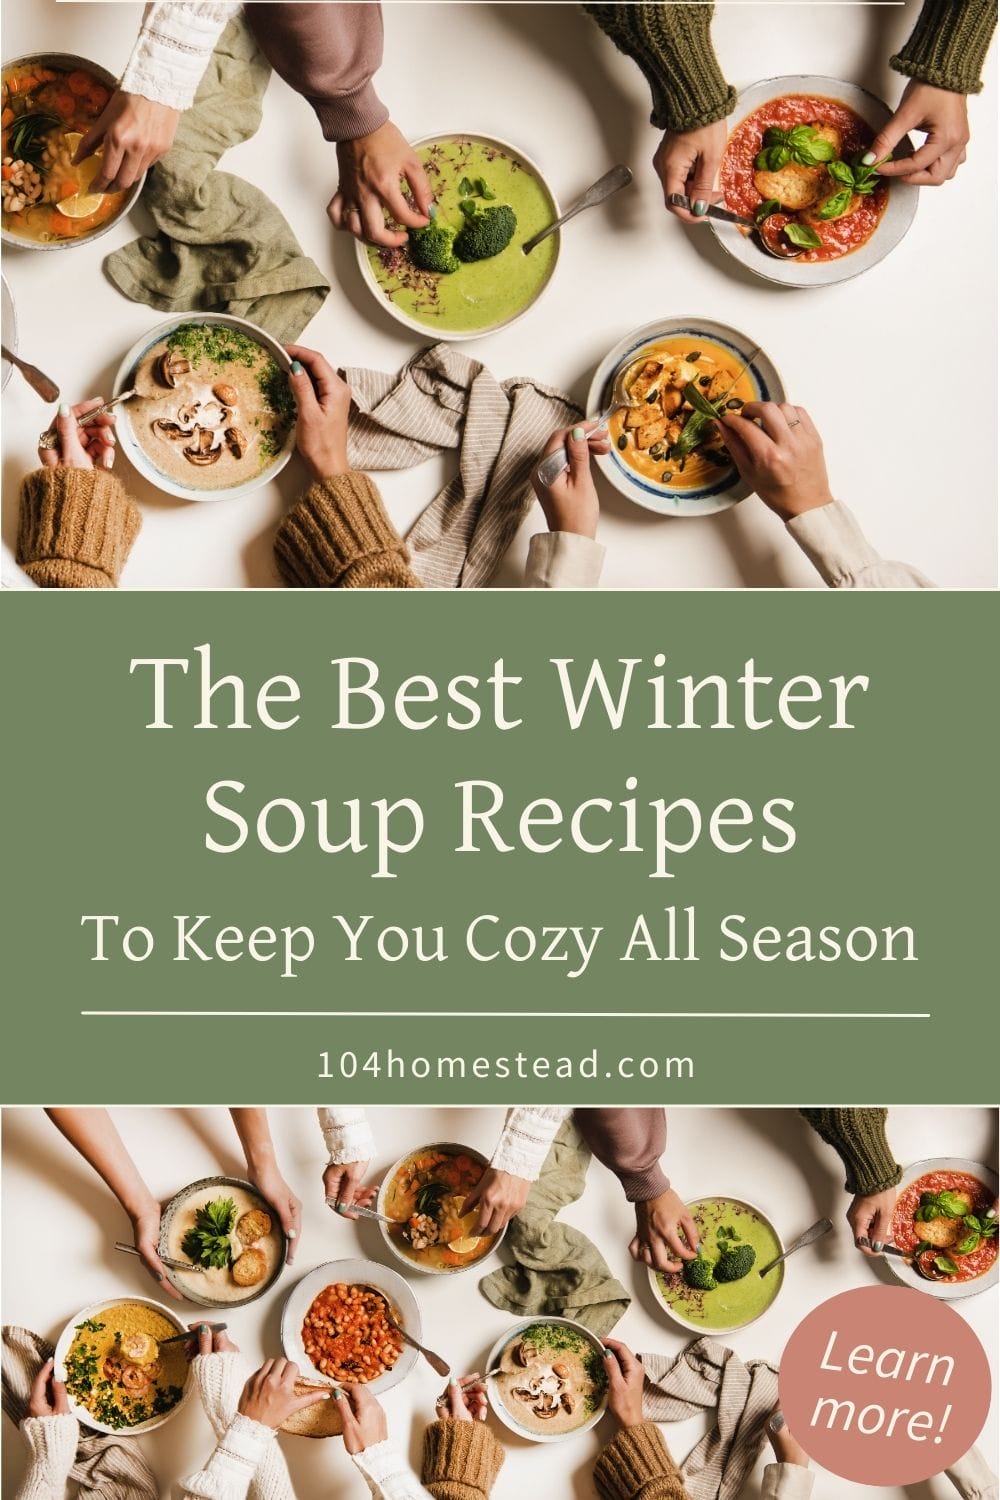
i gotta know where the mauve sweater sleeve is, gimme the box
[574,1109,669,1201]
[244,3,389,141]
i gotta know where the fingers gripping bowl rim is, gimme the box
[0,53,146,252]
[355,131,561,341]
[589,316,785,516]
[711,74,919,288]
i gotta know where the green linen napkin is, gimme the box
[105,16,329,341]
[479,1117,631,1335]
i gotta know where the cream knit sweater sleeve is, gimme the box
[760,1463,816,1500]
[15,1416,78,1500]
[187,1353,296,1500]
[178,1415,281,1500]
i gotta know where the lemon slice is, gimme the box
[56,189,104,218]
[448,1235,482,1255]
[56,133,105,214]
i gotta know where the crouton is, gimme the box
[706,367,736,402]
[237,1208,272,1247]
[629,361,663,401]
[661,387,683,418]
[625,406,648,429]
[636,418,668,450]
[753,161,826,211]
[810,121,842,155]
[232,1247,268,1286]
[666,359,701,389]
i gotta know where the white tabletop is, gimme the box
[2,1,996,589]
[2,1105,997,1498]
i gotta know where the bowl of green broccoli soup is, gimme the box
[649,1196,784,1334]
[358,134,560,340]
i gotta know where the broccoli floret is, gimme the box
[409,222,460,274]
[454,204,518,262]
[683,1255,718,1291]
[714,1244,757,1282]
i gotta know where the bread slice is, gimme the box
[280,1383,344,1438]
[753,161,826,211]
[919,1216,964,1248]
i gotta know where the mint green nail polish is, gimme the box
[571,426,585,441]
[290,360,304,375]
[861,151,877,166]
[692,200,708,217]
[58,402,70,416]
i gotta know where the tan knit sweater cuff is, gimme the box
[17,467,140,589]
[421,1418,505,1500]
[594,1423,690,1500]
[274,472,422,589]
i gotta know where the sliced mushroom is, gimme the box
[560,1393,576,1415]
[183,427,222,466]
[151,419,187,441]
[534,1402,559,1420]
[155,350,191,388]
[511,1342,529,1368]
[212,382,239,406]
[511,1388,536,1404]
[551,1363,570,1381]
[177,401,202,427]
[225,427,248,460]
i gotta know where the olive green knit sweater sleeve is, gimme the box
[891,0,996,94]
[421,1419,505,1500]
[583,5,736,132]
[273,472,423,589]
[594,1422,691,1500]
[800,1109,902,1196]
[17,467,141,588]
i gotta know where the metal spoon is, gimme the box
[758,1218,833,1277]
[325,1198,397,1227]
[361,1284,450,1377]
[522,164,632,254]
[157,1323,228,1347]
[38,389,137,450]
[667,193,806,261]
[1,343,59,402]
[114,1240,206,1274]
[534,350,650,489]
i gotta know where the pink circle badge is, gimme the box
[779,1285,992,1486]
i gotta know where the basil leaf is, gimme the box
[827,160,855,186]
[816,187,853,220]
[670,412,713,459]
[954,1232,981,1255]
[755,144,790,172]
[458,177,473,196]
[459,198,478,218]
[783,222,823,248]
[763,127,788,148]
[937,1191,971,1217]
[913,1240,933,1258]
[933,1255,959,1274]
[981,1219,999,1238]
[755,198,780,224]
[684,380,723,421]
[475,177,496,200]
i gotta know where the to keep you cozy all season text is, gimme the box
[122,642,874,882]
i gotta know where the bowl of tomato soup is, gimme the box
[714,76,918,287]
[888,1158,998,1300]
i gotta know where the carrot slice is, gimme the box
[53,93,76,119]
[89,84,109,110]
[67,70,92,96]
[1,108,13,128]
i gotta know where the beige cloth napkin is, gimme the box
[105,16,329,341]
[639,1337,778,1500]
[2,1325,159,1500]
[343,343,581,588]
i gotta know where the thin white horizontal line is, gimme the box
[81,1010,930,1019]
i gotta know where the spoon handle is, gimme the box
[534,404,613,489]
[38,390,138,450]
[327,1199,396,1226]
[395,1323,450,1378]
[758,1217,833,1277]
[2,345,60,403]
[522,164,632,254]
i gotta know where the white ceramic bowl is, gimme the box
[1,54,145,252]
[486,1316,609,1444]
[54,1294,194,1434]
[281,1259,420,1394]
[589,317,785,516]
[884,1158,998,1301]
[158,1174,287,1308]
[355,132,560,341]
[711,75,918,287]
[1,273,15,389]
[112,312,296,501]
[646,1196,785,1336]
[376,1140,507,1276]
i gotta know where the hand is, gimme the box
[435,1376,488,1422]
[715,402,834,521]
[767,1405,811,1468]
[38,400,116,472]
[531,422,607,539]
[630,1189,700,1272]
[653,120,728,222]
[461,1168,531,1236]
[286,345,352,484]
[238,1358,330,1430]
[337,1382,388,1454]
[27,1359,71,1419]
[74,91,180,193]
[324,1159,372,1220]
[602,1340,645,1429]
[868,80,970,187]
[246,1161,302,1264]
[128,1197,183,1300]
[328,121,432,247]
[189,1322,239,1358]
[847,1189,897,1257]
